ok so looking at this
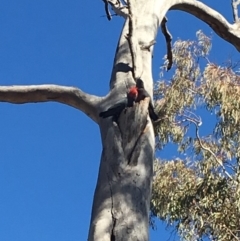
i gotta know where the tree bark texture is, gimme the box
[0,1,240,241]
[88,1,162,240]
[88,0,240,239]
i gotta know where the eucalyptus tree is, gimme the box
[1,1,240,241]
[152,31,240,241]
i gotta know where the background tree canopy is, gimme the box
[152,31,240,241]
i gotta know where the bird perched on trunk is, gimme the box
[135,78,159,121]
[99,86,138,120]
[99,79,159,121]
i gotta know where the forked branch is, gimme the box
[103,0,240,52]
[0,85,102,123]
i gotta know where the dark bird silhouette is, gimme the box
[136,79,159,121]
[99,86,138,119]
[99,79,159,121]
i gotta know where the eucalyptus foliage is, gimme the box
[151,30,240,241]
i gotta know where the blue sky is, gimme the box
[0,1,237,241]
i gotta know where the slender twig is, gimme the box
[224,224,240,241]
[184,115,233,180]
[102,0,112,20]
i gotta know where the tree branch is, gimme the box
[102,0,240,52]
[184,115,233,180]
[102,0,112,20]
[232,0,240,23]
[0,84,102,123]
[104,0,128,19]
[170,0,240,51]
[161,16,173,71]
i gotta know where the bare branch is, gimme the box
[224,224,240,241]
[103,0,240,53]
[105,0,128,19]
[185,115,233,180]
[102,0,112,20]
[170,0,240,52]
[160,17,173,71]
[0,85,102,123]
[232,0,240,22]
[140,40,156,51]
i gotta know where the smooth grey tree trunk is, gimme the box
[87,1,163,240]
[87,1,240,240]
[0,1,240,241]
